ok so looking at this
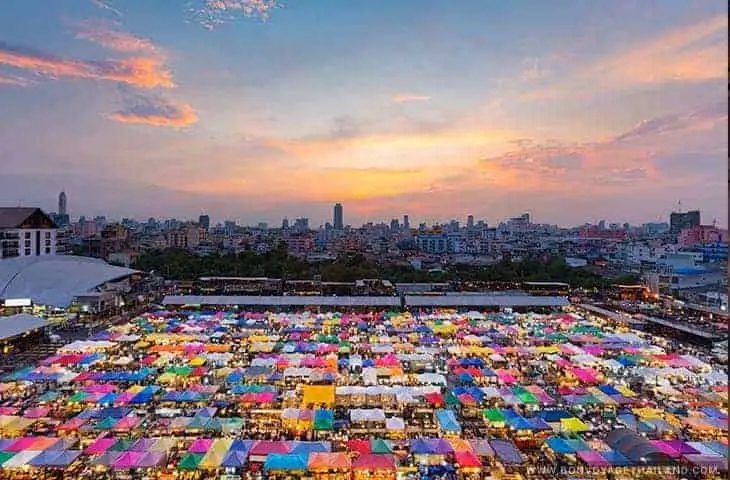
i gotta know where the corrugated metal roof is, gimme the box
[405,295,569,307]
[0,256,138,308]
[162,294,568,307]
[162,295,401,306]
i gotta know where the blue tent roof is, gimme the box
[263,454,308,471]
[546,437,575,454]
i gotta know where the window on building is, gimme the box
[24,232,31,239]
[45,240,51,247]
[45,247,51,254]
[24,240,31,248]
[24,248,31,256]
[45,231,51,239]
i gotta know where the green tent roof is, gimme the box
[370,439,393,454]
[484,409,506,423]
[177,453,203,470]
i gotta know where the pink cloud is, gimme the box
[74,19,159,54]
[392,94,432,103]
[0,42,175,88]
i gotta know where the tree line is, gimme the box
[133,247,640,290]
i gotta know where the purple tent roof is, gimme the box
[662,440,700,455]
[489,439,524,465]
[112,451,144,469]
[136,451,165,468]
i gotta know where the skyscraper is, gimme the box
[670,210,700,235]
[403,215,410,230]
[58,191,67,216]
[467,215,474,229]
[198,214,210,230]
[333,203,344,230]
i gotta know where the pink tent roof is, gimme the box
[188,438,213,453]
[577,450,611,467]
[58,417,88,431]
[250,440,291,456]
[23,407,50,418]
[0,407,18,415]
[572,367,599,384]
[84,438,118,454]
[114,416,141,431]
[85,384,118,393]
[256,392,276,403]
[5,437,37,452]
[496,370,516,385]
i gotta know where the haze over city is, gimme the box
[0,0,727,226]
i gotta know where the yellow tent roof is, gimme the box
[560,417,589,432]
[302,385,335,408]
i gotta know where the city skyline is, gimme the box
[0,0,727,226]
[26,190,697,230]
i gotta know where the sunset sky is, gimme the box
[0,0,727,227]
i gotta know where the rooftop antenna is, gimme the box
[677,200,682,213]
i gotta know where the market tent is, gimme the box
[605,429,673,466]
[577,450,611,467]
[135,452,165,468]
[302,385,335,407]
[313,409,334,430]
[489,440,524,465]
[263,453,308,472]
[352,454,397,471]
[561,417,590,432]
[436,409,461,433]
[219,450,247,468]
[308,452,352,470]
[454,451,482,468]
[546,437,576,455]
[177,453,204,470]
[468,439,494,457]
[2,450,42,469]
[112,451,144,469]
[291,441,331,455]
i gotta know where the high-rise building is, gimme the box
[281,218,289,230]
[670,210,700,235]
[53,191,70,227]
[403,215,410,230]
[0,207,58,260]
[58,191,67,216]
[198,214,210,230]
[467,215,474,229]
[333,203,344,230]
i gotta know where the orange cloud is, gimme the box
[584,14,728,86]
[267,127,516,170]
[110,94,197,127]
[74,20,158,54]
[519,15,728,101]
[0,43,174,88]
[392,94,432,103]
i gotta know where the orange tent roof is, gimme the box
[308,452,352,470]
